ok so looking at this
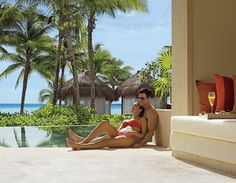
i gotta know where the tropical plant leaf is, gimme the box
[15,68,25,89]
[0,63,22,79]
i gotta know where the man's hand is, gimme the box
[124,131,136,137]
[132,143,142,148]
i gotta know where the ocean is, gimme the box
[0,103,121,115]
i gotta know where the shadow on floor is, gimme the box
[174,157,236,179]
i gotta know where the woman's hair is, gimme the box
[133,102,145,117]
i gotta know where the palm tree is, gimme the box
[79,0,148,109]
[39,79,54,103]
[140,46,172,107]
[0,4,54,114]
[63,1,85,112]
[78,43,112,73]
[24,0,68,106]
[0,2,22,53]
[77,44,132,90]
[39,72,66,104]
[0,2,22,36]
[52,8,64,106]
[22,0,86,111]
[100,58,133,90]
[151,46,172,101]
[93,44,112,74]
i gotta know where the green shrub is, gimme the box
[76,106,96,125]
[31,103,78,126]
[0,113,33,127]
[0,104,131,130]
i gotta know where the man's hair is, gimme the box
[138,88,153,98]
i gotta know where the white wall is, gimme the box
[65,96,110,114]
[172,0,236,115]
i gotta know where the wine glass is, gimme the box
[208,92,216,113]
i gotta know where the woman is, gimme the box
[66,102,147,150]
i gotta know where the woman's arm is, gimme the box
[117,122,123,130]
[127,131,143,138]
[126,118,147,138]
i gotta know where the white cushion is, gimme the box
[171,116,236,143]
[171,131,236,165]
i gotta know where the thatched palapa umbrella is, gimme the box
[116,71,159,114]
[116,71,155,97]
[59,70,117,114]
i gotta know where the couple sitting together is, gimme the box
[66,88,158,150]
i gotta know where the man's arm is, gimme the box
[139,110,157,146]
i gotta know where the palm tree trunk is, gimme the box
[20,58,30,114]
[52,20,63,105]
[87,16,96,109]
[59,59,65,106]
[65,29,80,112]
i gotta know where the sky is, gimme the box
[0,0,171,104]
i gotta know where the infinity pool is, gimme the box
[0,126,95,147]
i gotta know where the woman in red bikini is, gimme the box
[66,102,147,150]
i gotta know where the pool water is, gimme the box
[0,126,95,147]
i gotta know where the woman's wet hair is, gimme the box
[133,102,145,117]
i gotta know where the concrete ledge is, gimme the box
[153,109,171,148]
[172,149,236,176]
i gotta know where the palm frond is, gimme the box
[158,49,172,74]
[151,78,171,100]
[0,52,25,64]
[39,80,53,102]
[0,46,8,53]
[15,68,25,89]
[0,63,22,80]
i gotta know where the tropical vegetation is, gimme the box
[0,104,131,147]
[0,1,174,149]
[0,4,54,114]
[79,0,148,108]
[140,46,172,107]
[0,0,147,113]
[0,0,171,128]
[0,103,131,128]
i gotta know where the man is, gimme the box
[133,88,159,147]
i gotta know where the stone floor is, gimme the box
[0,146,236,183]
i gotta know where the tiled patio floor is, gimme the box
[0,146,235,183]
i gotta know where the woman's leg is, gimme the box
[66,136,134,150]
[81,120,118,143]
[68,129,110,143]
[106,136,134,148]
[68,129,85,142]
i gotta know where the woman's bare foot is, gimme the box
[66,138,79,150]
[68,129,85,143]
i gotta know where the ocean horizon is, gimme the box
[0,103,121,115]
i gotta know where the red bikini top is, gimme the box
[121,119,141,129]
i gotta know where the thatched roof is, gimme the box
[59,70,117,101]
[116,72,155,98]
